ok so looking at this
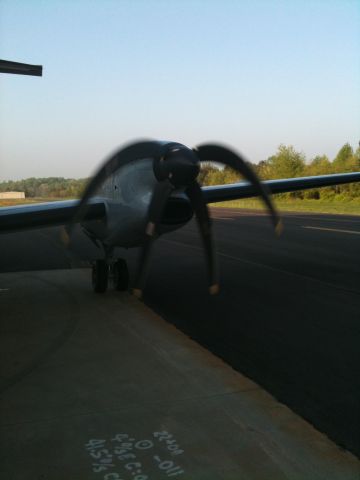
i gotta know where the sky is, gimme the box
[0,0,359,180]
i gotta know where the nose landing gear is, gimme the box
[91,258,129,293]
[92,259,109,293]
[112,259,129,291]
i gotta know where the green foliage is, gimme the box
[333,143,354,172]
[265,145,306,180]
[1,142,359,202]
[214,198,360,216]
[198,162,242,186]
[199,142,360,201]
[262,145,306,199]
[0,177,88,198]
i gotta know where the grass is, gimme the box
[0,197,72,207]
[1,196,360,216]
[214,197,360,216]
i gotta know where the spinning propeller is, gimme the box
[68,140,282,297]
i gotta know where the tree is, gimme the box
[198,163,246,186]
[265,145,306,198]
[198,163,218,186]
[267,145,305,179]
[331,144,359,198]
[332,143,353,173]
[256,160,272,180]
[303,155,332,199]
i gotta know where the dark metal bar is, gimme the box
[0,59,42,76]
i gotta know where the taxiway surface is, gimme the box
[1,269,359,479]
[0,207,359,459]
[128,208,360,457]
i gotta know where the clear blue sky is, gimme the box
[1,0,359,180]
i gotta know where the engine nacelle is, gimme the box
[82,157,193,248]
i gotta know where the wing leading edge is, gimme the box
[202,172,360,203]
[0,198,106,234]
[1,172,359,234]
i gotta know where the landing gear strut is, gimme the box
[91,258,129,293]
[92,259,109,293]
[112,259,129,291]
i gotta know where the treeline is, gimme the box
[1,143,359,200]
[199,143,360,200]
[0,177,88,198]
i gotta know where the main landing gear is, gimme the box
[92,259,129,293]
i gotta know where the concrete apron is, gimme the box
[0,269,358,480]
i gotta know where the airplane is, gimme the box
[1,61,359,297]
[1,139,360,297]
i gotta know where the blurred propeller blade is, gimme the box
[67,141,165,237]
[186,181,219,294]
[133,179,174,298]
[195,144,282,234]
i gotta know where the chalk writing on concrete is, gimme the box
[85,431,185,479]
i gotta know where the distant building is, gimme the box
[0,191,25,199]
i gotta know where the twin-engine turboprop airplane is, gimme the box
[1,139,360,296]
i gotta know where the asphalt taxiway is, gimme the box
[0,207,359,469]
[136,208,360,457]
[1,268,359,479]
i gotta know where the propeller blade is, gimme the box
[133,179,174,298]
[195,144,282,235]
[186,181,219,295]
[67,140,166,237]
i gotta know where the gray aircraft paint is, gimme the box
[83,158,192,248]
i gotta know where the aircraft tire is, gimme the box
[92,260,108,293]
[113,259,129,291]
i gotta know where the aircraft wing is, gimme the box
[202,172,360,203]
[0,198,106,234]
[0,171,359,277]
[1,173,359,234]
